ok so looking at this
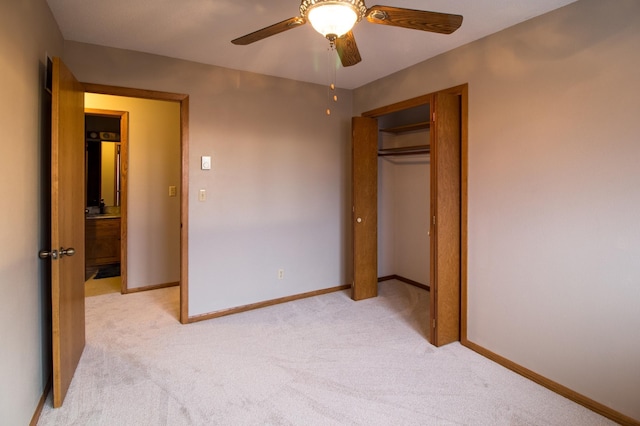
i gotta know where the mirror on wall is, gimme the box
[85,115,122,208]
[100,141,121,206]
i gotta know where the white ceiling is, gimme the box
[46,0,578,89]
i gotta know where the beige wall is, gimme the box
[0,0,64,423]
[64,41,354,315]
[378,131,430,284]
[356,0,640,420]
[391,154,430,284]
[5,0,637,422]
[85,94,181,289]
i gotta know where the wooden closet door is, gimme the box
[430,93,461,346]
[352,116,378,300]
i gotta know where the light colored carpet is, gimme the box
[38,281,613,425]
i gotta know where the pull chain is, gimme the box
[326,41,338,116]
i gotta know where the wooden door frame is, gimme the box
[83,83,190,324]
[84,108,129,294]
[361,83,468,345]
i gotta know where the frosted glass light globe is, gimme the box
[308,3,358,38]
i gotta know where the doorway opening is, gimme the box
[83,84,190,324]
[376,102,432,291]
[84,110,128,297]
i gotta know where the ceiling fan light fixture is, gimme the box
[301,0,366,39]
[308,4,357,38]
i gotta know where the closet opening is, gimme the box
[353,84,466,346]
[377,102,432,294]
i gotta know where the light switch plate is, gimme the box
[201,156,211,170]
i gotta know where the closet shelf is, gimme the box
[378,145,431,157]
[379,121,431,134]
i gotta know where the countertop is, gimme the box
[86,214,121,220]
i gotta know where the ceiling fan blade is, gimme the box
[231,16,306,45]
[366,6,462,34]
[335,31,362,67]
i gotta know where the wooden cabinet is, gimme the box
[85,217,121,267]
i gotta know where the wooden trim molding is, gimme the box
[119,111,129,293]
[125,281,179,294]
[29,375,52,426]
[83,83,187,102]
[179,97,189,324]
[458,83,469,343]
[461,339,639,426]
[84,108,129,295]
[83,108,127,117]
[189,285,351,323]
[378,275,430,291]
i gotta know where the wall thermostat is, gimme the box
[201,156,211,170]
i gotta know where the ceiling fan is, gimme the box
[231,0,463,67]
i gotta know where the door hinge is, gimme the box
[432,215,436,225]
[432,112,436,122]
[432,319,436,328]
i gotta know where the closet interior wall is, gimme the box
[377,105,431,287]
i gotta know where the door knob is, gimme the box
[39,249,58,260]
[60,247,76,257]
[356,218,362,223]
